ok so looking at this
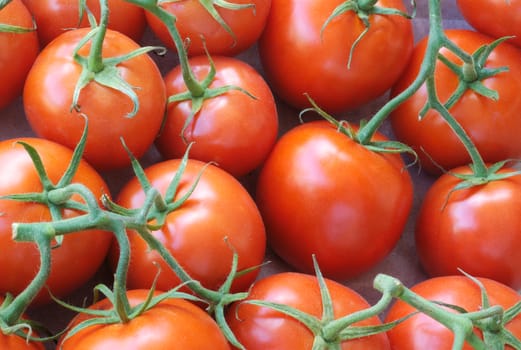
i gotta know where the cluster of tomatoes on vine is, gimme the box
[1,0,521,349]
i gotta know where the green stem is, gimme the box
[125,0,206,96]
[87,0,109,73]
[2,233,53,326]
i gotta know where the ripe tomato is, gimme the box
[390,29,521,175]
[145,0,271,56]
[156,55,278,178]
[258,0,413,113]
[415,165,521,290]
[23,27,166,171]
[108,158,266,294]
[0,0,39,110]
[0,138,112,305]
[57,289,231,349]
[226,271,391,349]
[255,120,413,280]
[385,275,521,349]
[21,0,147,47]
[457,0,521,48]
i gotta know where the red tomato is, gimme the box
[385,275,521,349]
[457,0,521,48]
[21,0,147,47]
[255,120,413,280]
[23,27,166,171]
[0,295,45,350]
[226,271,391,349]
[0,138,112,305]
[108,158,266,294]
[156,55,278,177]
[57,289,231,349]
[258,0,413,113]
[390,29,521,175]
[415,165,521,290]
[145,0,271,56]
[0,0,39,110]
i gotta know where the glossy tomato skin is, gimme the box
[23,28,166,171]
[457,0,521,48]
[255,120,413,280]
[21,0,146,47]
[145,0,271,56]
[258,0,413,113]
[0,0,39,110]
[0,296,45,350]
[390,29,521,175]
[156,55,278,177]
[0,138,112,305]
[226,272,391,349]
[385,275,521,349]
[109,159,266,294]
[57,289,231,349]
[415,166,521,290]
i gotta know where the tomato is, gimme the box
[415,165,521,290]
[255,120,413,280]
[385,275,521,349]
[108,158,266,294]
[0,333,44,350]
[23,27,166,171]
[0,0,39,110]
[390,29,521,175]
[226,271,391,349]
[145,0,271,56]
[156,55,278,178]
[258,0,413,113]
[21,0,147,47]
[57,289,231,349]
[0,138,112,305]
[457,0,521,48]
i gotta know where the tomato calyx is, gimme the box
[241,256,402,349]
[438,36,511,109]
[71,0,166,118]
[301,94,417,158]
[374,272,521,349]
[322,0,415,68]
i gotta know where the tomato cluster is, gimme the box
[1,0,521,349]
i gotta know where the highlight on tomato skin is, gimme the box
[0,0,39,111]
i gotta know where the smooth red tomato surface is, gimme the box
[258,0,413,113]
[0,138,112,305]
[145,0,271,56]
[390,29,521,175]
[156,55,278,177]
[0,0,39,110]
[0,296,45,350]
[23,27,166,171]
[227,272,391,349]
[57,289,231,349]
[415,166,521,290]
[109,158,266,294]
[255,120,413,280]
[385,275,521,349]
[457,0,521,47]
[21,0,147,47]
